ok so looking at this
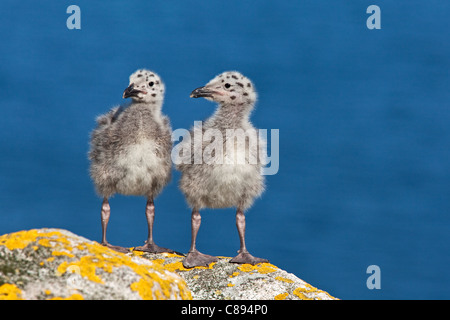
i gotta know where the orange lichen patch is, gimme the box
[1,229,192,300]
[0,229,42,250]
[0,229,72,252]
[0,284,23,300]
[274,292,289,300]
[292,283,337,300]
[156,261,185,273]
[151,259,165,265]
[236,264,253,272]
[275,276,294,283]
[297,283,317,292]
[56,242,191,300]
[130,278,154,300]
[38,236,72,249]
[130,264,176,299]
[75,244,86,250]
[237,263,278,274]
[57,257,104,284]
[229,272,240,278]
[163,252,185,258]
[227,283,235,287]
[131,249,144,256]
[293,288,314,300]
[52,251,75,258]
[56,242,131,283]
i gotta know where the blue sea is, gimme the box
[0,1,449,299]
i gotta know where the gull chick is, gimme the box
[89,69,174,254]
[177,71,268,267]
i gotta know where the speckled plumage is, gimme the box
[89,71,172,199]
[177,71,265,211]
[88,69,174,254]
[178,71,269,267]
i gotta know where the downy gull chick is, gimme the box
[177,71,268,267]
[89,69,174,253]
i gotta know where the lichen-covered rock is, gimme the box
[134,252,338,300]
[0,228,191,300]
[0,228,337,300]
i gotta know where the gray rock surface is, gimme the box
[137,252,337,300]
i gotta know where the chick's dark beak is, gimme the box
[190,86,214,98]
[123,83,143,99]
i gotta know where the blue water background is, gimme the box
[0,1,449,299]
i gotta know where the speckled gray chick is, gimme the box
[89,69,175,254]
[176,71,268,268]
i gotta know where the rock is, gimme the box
[0,228,191,300]
[0,228,337,300]
[135,252,337,300]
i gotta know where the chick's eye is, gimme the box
[224,83,231,89]
[149,82,154,87]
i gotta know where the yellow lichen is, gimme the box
[293,288,314,300]
[274,292,289,300]
[237,263,278,274]
[0,284,23,300]
[275,276,294,283]
[130,278,155,300]
[157,261,186,273]
[227,283,235,287]
[56,242,192,300]
[290,283,337,300]
[132,249,144,256]
[56,242,135,284]
[237,264,254,272]
[257,264,278,274]
[229,272,240,278]
[163,252,185,258]
[293,284,319,300]
[76,244,86,250]
[0,229,192,300]
[152,259,165,265]
[57,257,104,283]
[0,229,41,250]
[0,229,73,252]
[52,251,75,258]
